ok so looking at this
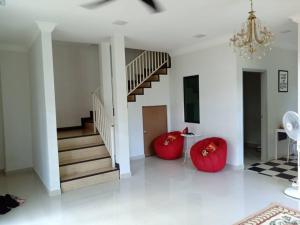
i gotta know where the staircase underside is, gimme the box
[127,62,170,102]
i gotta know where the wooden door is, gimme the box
[142,105,168,157]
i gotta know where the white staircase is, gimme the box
[126,50,170,102]
[57,102,118,192]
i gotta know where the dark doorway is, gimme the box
[243,72,262,165]
[183,75,200,124]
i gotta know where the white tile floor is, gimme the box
[1,157,300,225]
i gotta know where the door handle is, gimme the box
[144,131,147,134]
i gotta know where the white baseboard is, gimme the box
[226,164,244,171]
[130,155,145,161]
[4,167,61,196]
[33,170,62,197]
[48,189,61,197]
[120,172,132,179]
[5,167,33,175]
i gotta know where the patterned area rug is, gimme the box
[234,204,300,225]
[248,157,298,182]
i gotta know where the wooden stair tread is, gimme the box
[59,144,105,152]
[59,153,110,166]
[60,166,118,183]
[127,95,136,102]
[58,131,98,140]
[132,88,144,95]
[57,128,96,139]
[59,138,103,151]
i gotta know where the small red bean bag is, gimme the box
[153,131,184,160]
[190,137,227,172]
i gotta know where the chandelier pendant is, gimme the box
[230,0,274,59]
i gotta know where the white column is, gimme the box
[298,22,300,113]
[36,21,60,194]
[111,34,131,177]
[98,42,113,119]
[290,17,300,113]
[291,17,300,197]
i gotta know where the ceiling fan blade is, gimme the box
[81,0,113,9]
[140,0,162,13]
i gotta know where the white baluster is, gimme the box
[142,54,145,81]
[135,61,138,89]
[132,62,135,90]
[129,65,131,92]
[148,51,150,76]
[126,67,129,93]
[149,52,153,74]
[92,90,115,164]
[158,52,160,67]
[93,94,96,133]
[139,57,141,85]
[110,125,115,168]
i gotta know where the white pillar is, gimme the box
[98,42,113,119]
[298,22,300,113]
[291,17,300,197]
[111,34,131,177]
[291,17,300,112]
[35,21,60,194]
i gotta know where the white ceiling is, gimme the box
[0,0,299,52]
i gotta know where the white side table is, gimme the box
[181,133,203,163]
[275,128,293,161]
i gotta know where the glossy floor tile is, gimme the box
[1,157,300,225]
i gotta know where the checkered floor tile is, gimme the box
[247,157,298,182]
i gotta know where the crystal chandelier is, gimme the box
[230,0,274,59]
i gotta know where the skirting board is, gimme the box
[226,164,244,170]
[5,167,33,175]
[33,170,61,197]
[48,189,61,197]
[130,155,145,161]
[120,172,132,179]
[3,167,61,196]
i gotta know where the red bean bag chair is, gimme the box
[153,131,184,160]
[190,137,227,172]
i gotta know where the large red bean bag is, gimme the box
[153,131,184,160]
[190,137,227,172]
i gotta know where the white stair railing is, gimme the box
[92,88,115,168]
[126,51,169,95]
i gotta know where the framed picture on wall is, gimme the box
[278,70,288,93]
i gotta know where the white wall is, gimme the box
[0,78,4,170]
[298,23,300,114]
[0,50,33,171]
[29,23,60,194]
[170,44,242,166]
[238,48,298,160]
[125,48,143,65]
[53,41,100,128]
[170,44,297,167]
[128,75,171,158]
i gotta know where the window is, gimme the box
[183,75,200,123]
